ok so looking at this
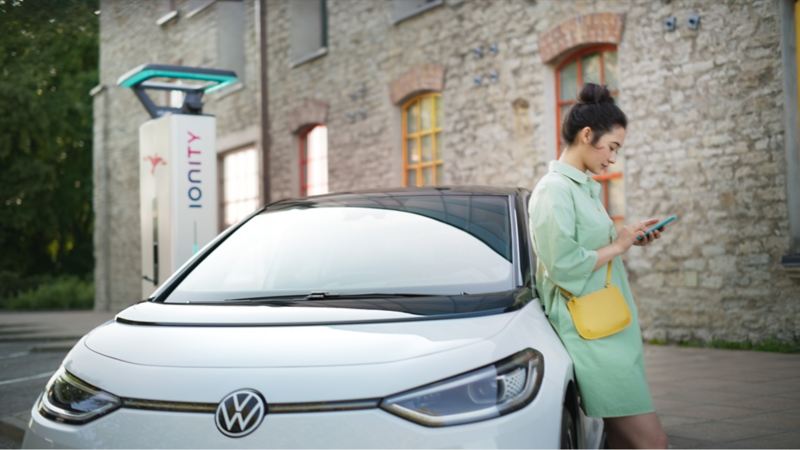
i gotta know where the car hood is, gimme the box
[85,301,520,368]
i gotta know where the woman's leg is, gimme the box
[603,412,669,449]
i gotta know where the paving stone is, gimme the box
[665,403,762,421]
[721,409,800,433]
[776,390,800,400]
[655,389,753,406]
[723,430,800,449]
[665,434,716,449]
[665,419,779,443]
[701,380,799,397]
[717,395,800,412]
[652,397,698,415]
[658,414,703,429]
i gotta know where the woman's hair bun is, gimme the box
[561,82,627,146]
[577,82,614,105]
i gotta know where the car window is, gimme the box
[165,195,514,303]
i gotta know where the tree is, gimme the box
[0,0,98,295]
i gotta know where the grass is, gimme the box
[0,276,94,310]
[647,337,800,353]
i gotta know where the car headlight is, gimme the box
[380,348,544,427]
[38,367,121,424]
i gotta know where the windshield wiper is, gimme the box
[221,291,445,304]
[303,292,440,300]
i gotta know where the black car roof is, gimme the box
[267,185,530,210]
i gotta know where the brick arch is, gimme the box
[389,64,445,105]
[288,98,329,134]
[538,13,625,64]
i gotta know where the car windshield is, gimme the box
[164,194,515,303]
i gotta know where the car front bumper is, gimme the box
[23,384,564,449]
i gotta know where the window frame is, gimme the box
[288,0,328,68]
[298,124,328,197]
[391,0,444,25]
[156,0,178,26]
[402,93,442,187]
[218,144,261,230]
[555,44,623,221]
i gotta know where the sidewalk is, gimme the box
[1,310,798,448]
[644,344,800,448]
[0,310,115,350]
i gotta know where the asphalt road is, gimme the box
[0,341,69,449]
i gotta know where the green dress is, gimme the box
[528,160,655,418]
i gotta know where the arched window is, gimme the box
[402,93,442,187]
[556,45,624,222]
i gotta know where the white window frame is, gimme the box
[391,0,443,25]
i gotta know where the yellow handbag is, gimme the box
[558,262,632,340]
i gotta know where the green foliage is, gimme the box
[1,275,94,310]
[0,0,98,286]
[647,338,800,354]
[0,269,54,299]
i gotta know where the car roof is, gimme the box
[267,185,530,210]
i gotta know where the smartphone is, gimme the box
[637,214,678,241]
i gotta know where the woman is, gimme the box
[529,83,669,449]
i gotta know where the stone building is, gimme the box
[93,0,800,345]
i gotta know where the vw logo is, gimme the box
[215,389,267,438]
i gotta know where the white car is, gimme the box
[23,187,604,449]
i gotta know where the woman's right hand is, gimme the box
[614,218,659,253]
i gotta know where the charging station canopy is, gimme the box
[117,64,238,118]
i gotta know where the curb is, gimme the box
[0,414,27,448]
[0,336,81,344]
[0,329,44,337]
[29,340,77,353]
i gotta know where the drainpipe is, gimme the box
[779,0,800,276]
[259,0,271,204]
[90,83,111,311]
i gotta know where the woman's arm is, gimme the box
[593,219,662,270]
[529,183,600,295]
[592,243,623,271]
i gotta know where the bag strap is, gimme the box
[557,261,612,301]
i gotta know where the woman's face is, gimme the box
[585,125,626,175]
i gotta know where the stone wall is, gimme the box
[619,0,797,343]
[95,0,799,343]
[264,0,798,343]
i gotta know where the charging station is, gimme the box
[117,64,238,298]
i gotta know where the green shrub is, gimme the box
[707,338,800,353]
[647,337,800,354]
[0,271,54,300]
[1,276,94,310]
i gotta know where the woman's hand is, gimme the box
[595,218,664,270]
[633,220,662,247]
[614,218,661,253]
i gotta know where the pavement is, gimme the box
[0,311,799,449]
[0,310,115,351]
